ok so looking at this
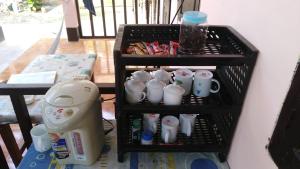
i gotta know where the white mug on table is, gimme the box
[180,114,197,137]
[193,70,220,97]
[161,116,179,144]
[30,124,51,152]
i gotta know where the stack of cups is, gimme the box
[142,114,160,145]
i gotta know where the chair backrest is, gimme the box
[0,144,9,169]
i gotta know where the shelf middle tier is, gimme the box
[120,93,241,113]
[119,54,248,66]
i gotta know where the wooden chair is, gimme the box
[0,96,43,168]
[0,123,23,167]
[0,143,9,169]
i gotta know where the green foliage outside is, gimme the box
[27,0,42,11]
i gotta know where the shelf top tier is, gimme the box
[114,24,258,66]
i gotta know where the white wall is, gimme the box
[201,1,300,169]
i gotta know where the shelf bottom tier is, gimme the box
[119,113,227,152]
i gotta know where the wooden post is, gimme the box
[63,0,80,41]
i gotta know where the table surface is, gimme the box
[0,38,115,84]
[18,121,230,169]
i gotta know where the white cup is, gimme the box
[193,70,220,97]
[146,79,166,104]
[125,79,146,104]
[130,70,152,83]
[125,87,146,104]
[180,114,197,137]
[173,69,194,96]
[30,124,51,152]
[163,84,185,105]
[150,68,172,84]
[161,116,179,144]
[143,114,160,134]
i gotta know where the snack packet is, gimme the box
[160,44,169,56]
[170,41,179,55]
[144,42,155,55]
[135,42,148,54]
[151,41,163,54]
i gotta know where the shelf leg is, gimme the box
[218,152,227,162]
[118,152,124,162]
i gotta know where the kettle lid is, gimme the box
[45,80,99,107]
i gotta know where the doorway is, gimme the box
[269,60,300,169]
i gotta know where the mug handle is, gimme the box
[186,122,192,137]
[137,92,146,102]
[152,122,157,134]
[169,78,174,84]
[126,76,133,81]
[150,71,155,78]
[210,79,220,93]
[164,129,170,144]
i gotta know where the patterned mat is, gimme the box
[18,121,230,169]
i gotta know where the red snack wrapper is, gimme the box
[170,41,179,55]
[151,41,163,53]
[154,52,164,56]
[160,44,169,56]
[144,42,155,55]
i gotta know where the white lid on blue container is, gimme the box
[183,11,207,24]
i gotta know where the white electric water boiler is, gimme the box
[42,80,104,165]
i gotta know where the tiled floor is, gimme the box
[0,23,67,73]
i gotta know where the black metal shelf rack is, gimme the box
[113,24,258,162]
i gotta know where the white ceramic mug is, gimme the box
[146,79,166,104]
[193,70,220,97]
[163,84,185,105]
[130,70,152,83]
[161,116,179,144]
[150,68,172,84]
[125,79,146,104]
[125,87,146,104]
[180,114,197,137]
[173,69,194,96]
[143,114,160,134]
[30,124,51,152]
